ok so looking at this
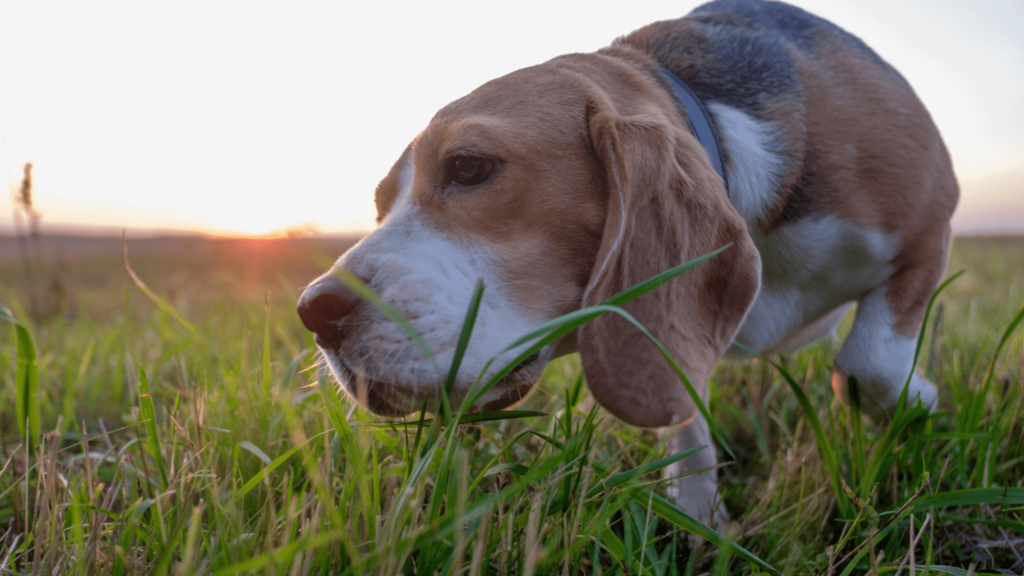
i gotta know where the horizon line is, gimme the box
[0,220,1021,240]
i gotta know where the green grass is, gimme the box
[1,235,1022,575]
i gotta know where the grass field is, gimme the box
[1,234,1022,575]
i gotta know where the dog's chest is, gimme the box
[730,214,900,355]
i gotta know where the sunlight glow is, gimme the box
[1,0,1022,236]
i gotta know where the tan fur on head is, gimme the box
[578,89,762,428]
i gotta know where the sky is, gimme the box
[1,0,1022,237]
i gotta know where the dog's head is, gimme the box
[297,52,760,427]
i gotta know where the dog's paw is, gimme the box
[832,369,939,422]
[905,370,939,412]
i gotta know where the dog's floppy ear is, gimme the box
[578,98,762,428]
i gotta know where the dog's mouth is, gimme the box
[323,349,545,417]
[330,358,406,416]
[509,352,540,375]
[477,351,542,412]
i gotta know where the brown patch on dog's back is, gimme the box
[764,35,958,237]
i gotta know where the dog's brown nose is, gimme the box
[296,276,360,348]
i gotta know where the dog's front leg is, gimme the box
[831,230,951,423]
[662,415,728,527]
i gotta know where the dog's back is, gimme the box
[614,0,958,237]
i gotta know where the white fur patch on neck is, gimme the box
[707,103,787,224]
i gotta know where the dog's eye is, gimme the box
[445,156,495,187]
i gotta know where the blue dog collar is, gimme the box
[659,67,729,197]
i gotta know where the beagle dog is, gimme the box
[297,0,958,524]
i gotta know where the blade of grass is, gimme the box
[631,480,775,573]
[238,441,273,466]
[211,530,344,576]
[406,447,571,552]
[894,270,964,420]
[1,305,39,442]
[279,350,306,389]
[138,367,169,491]
[465,247,734,453]
[430,279,493,537]
[330,267,437,372]
[602,245,729,307]
[848,375,866,482]
[357,410,547,429]
[500,302,735,459]
[545,446,704,512]
[262,294,272,399]
[492,247,729,360]
[234,433,323,501]
[482,463,530,477]
[858,404,930,499]
[968,301,1024,428]
[151,514,191,576]
[466,431,533,494]
[901,487,1024,512]
[531,432,781,575]
[875,567,1002,576]
[442,279,484,422]
[463,304,732,458]
[383,440,442,540]
[733,341,852,517]
[933,514,1024,533]
[123,232,210,347]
